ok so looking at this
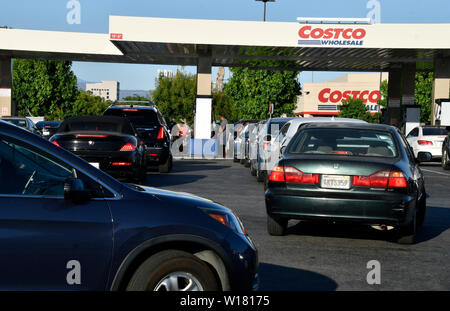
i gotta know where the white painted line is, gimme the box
[421,168,450,177]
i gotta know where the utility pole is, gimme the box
[255,0,275,22]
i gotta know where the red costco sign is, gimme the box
[110,33,123,40]
[318,88,380,104]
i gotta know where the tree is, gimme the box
[152,72,197,125]
[415,72,434,124]
[212,90,238,123]
[224,66,301,120]
[338,97,379,123]
[12,59,79,118]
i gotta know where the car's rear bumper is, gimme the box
[265,188,416,226]
[145,146,170,165]
[72,151,140,177]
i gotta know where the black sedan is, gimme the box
[265,123,428,244]
[49,116,146,183]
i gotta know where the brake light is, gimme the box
[121,108,139,112]
[52,140,60,147]
[418,140,433,145]
[269,166,319,184]
[119,143,136,152]
[157,126,165,139]
[263,142,270,150]
[112,162,132,166]
[353,171,407,188]
[75,134,107,138]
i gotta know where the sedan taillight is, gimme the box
[353,171,407,188]
[418,140,433,145]
[269,166,319,184]
[119,143,136,152]
[52,140,60,147]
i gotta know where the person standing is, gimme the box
[218,115,228,158]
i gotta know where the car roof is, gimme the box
[1,116,29,120]
[287,117,367,126]
[300,122,395,131]
[106,105,157,111]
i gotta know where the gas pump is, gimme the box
[403,105,421,136]
[435,98,450,127]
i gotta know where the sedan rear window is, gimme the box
[105,109,159,127]
[423,128,448,136]
[66,122,121,132]
[288,128,398,158]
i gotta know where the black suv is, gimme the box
[104,105,172,173]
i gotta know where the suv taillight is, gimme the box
[157,126,165,140]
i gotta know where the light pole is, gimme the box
[255,0,275,22]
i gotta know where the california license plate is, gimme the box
[90,162,100,169]
[321,175,351,189]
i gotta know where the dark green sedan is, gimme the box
[265,123,427,244]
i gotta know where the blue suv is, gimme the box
[0,120,258,291]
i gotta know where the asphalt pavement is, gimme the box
[145,160,450,291]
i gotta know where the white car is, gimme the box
[406,126,449,159]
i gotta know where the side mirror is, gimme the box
[417,152,432,163]
[264,134,272,142]
[64,178,91,204]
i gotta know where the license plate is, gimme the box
[321,175,351,190]
[89,162,100,169]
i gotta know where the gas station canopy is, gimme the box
[0,16,450,71]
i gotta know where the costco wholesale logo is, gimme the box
[298,26,366,46]
[318,88,380,112]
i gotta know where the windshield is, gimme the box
[3,119,27,128]
[288,128,398,158]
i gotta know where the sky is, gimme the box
[1,0,450,90]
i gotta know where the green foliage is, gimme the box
[415,72,434,124]
[13,59,79,118]
[224,66,301,120]
[152,72,197,125]
[212,91,238,123]
[378,80,388,108]
[338,97,380,123]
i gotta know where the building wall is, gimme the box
[295,73,388,117]
[86,80,120,102]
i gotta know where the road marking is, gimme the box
[421,168,450,177]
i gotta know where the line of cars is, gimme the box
[234,117,433,244]
[0,106,258,291]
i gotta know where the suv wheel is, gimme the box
[442,148,450,170]
[126,250,219,291]
[394,211,417,245]
[159,156,172,173]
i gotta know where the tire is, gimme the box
[233,156,240,163]
[442,148,450,170]
[417,196,426,227]
[126,250,219,291]
[250,162,257,176]
[267,214,287,236]
[394,212,416,245]
[244,159,251,168]
[239,158,245,165]
[256,169,265,182]
[159,156,172,173]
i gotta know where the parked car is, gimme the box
[233,119,259,163]
[35,120,62,140]
[254,117,295,182]
[1,116,40,135]
[249,120,268,176]
[265,122,428,244]
[0,119,258,291]
[406,126,449,160]
[49,116,146,183]
[104,105,172,173]
[442,132,450,170]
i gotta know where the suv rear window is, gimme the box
[288,128,398,158]
[105,108,159,127]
